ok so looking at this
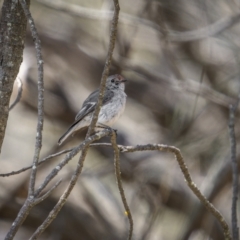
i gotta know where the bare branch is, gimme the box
[5,200,34,240]
[110,132,133,240]
[0,149,72,177]
[89,142,232,240]
[19,0,44,197]
[86,0,120,136]
[4,0,120,236]
[121,144,232,240]
[229,103,239,240]
[4,129,111,240]
[9,78,23,111]
[29,153,88,240]
[34,130,111,198]
[28,1,120,237]
[29,128,111,240]
[4,2,44,239]
[33,179,62,205]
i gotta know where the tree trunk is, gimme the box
[0,0,30,153]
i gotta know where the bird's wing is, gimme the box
[75,89,114,121]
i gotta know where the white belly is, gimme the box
[98,91,126,126]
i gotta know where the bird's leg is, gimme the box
[97,123,118,135]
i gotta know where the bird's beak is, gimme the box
[121,79,127,83]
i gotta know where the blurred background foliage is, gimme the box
[0,0,240,239]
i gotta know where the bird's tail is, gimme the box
[58,125,77,145]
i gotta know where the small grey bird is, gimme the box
[58,74,127,145]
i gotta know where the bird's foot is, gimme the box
[96,123,118,136]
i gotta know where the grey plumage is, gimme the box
[58,74,127,145]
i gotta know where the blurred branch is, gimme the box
[190,67,205,120]
[228,101,239,240]
[110,132,133,240]
[124,63,235,108]
[9,78,23,111]
[168,12,240,42]
[36,0,162,32]
[36,0,240,43]
[73,49,235,108]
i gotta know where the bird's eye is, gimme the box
[111,79,114,83]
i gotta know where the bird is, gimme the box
[58,74,127,145]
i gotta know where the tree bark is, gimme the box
[0,0,29,153]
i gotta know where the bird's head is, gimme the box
[107,74,127,90]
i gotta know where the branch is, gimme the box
[90,142,232,240]
[229,103,239,240]
[19,0,44,197]
[29,152,88,239]
[4,129,111,240]
[9,78,23,111]
[0,148,72,177]
[5,2,119,238]
[34,130,111,197]
[0,0,29,152]
[29,129,112,239]
[86,0,120,136]
[110,132,133,240]
[28,1,120,237]
[33,179,62,205]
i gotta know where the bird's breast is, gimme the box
[98,91,126,126]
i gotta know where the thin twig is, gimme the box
[4,130,111,240]
[28,1,120,237]
[122,144,232,240]
[34,130,111,198]
[110,132,133,240]
[19,0,44,197]
[88,142,232,240]
[29,146,90,240]
[5,0,120,238]
[229,103,239,240]
[33,179,62,205]
[86,0,120,137]
[0,149,72,177]
[0,142,121,178]
[9,78,23,111]
[4,2,44,239]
